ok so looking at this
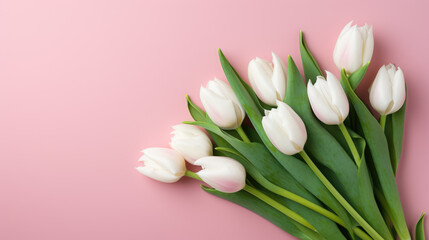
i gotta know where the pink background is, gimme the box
[1,0,428,239]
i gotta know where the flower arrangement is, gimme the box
[137,21,425,240]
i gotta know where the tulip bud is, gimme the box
[248,52,287,106]
[136,148,186,183]
[369,64,406,115]
[333,21,374,74]
[262,101,307,155]
[307,71,349,125]
[200,78,245,130]
[169,124,213,164]
[194,156,246,193]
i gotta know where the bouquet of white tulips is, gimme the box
[137,22,426,240]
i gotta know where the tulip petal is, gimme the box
[369,65,393,115]
[339,21,353,38]
[170,124,213,163]
[171,124,213,147]
[271,52,287,102]
[194,156,246,193]
[208,79,245,127]
[170,135,213,164]
[262,113,297,155]
[334,23,354,70]
[345,26,364,74]
[141,148,186,176]
[248,58,278,105]
[200,86,242,129]
[362,26,374,64]
[211,78,242,109]
[276,101,307,153]
[307,79,341,125]
[326,71,349,121]
[136,166,182,183]
[390,67,406,114]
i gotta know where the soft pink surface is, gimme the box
[0,0,428,239]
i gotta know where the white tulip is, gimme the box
[262,101,307,155]
[169,124,213,164]
[194,156,246,193]
[136,148,186,183]
[200,78,245,130]
[307,71,349,125]
[248,52,287,106]
[333,21,374,75]
[369,64,406,115]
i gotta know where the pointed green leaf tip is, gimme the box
[415,213,426,240]
[299,31,323,83]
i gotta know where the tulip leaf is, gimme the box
[385,98,406,175]
[340,69,411,240]
[286,56,393,240]
[357,156,394,240]
[415,213,426,240]
[299,31,323,83]
[202,186,325,240]
[346,63,370,130]
[217,49,355,237]
[186,94,206,122]
[186,120,347,240]
[349,63,370,90]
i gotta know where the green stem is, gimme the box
[256,172,372,240]
[185,170,202,181]
[187,168,371,239]
[299,150,384,240]
[338,123,361,166]
[214,147,372,239]
[379,115,387,132]
[236,126,251,143]
[186,169,315,231]
[243,184,316,231]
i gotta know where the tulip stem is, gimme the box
[379,115,387,131]
[185,170,202,181]
[253,169,372,240]
[236,126,251,143]
[243,184,316,232]
[338,123,361,167]
[299,150,384,240]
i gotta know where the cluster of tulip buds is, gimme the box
[137,123,246,193]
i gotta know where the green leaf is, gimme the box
[349,63,370,90]
[385,98,406,175]
[299,31,323,83]
[415,213,426,240]
[357,156,393,240]
[186,94,206,121]
[202,186,324,240]
[345,63,369,130]
[340,69,411,240]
